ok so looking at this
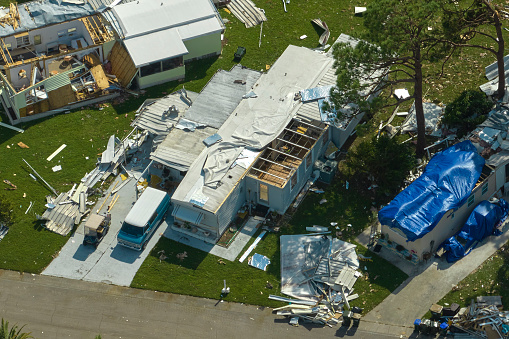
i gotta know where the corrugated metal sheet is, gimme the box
[184,65,262,129]
[178,16,224,40]
[485,54,509,81]
[132,92,192,135]
[172,204,204,224]
[44,72,72,92]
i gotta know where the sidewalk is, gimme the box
[356,222,509,328]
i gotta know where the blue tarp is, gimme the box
[378,141,485,242]
[443,199,509,262]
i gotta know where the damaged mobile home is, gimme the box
[131,34,382,244]
[378,104,509,261]
[0,0,224,124]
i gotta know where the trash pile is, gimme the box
[451,297,509,338]
[272,234,362,327]
[38,132,147,236]
[414,297,507,338]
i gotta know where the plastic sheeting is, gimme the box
[443,199,509,262]
[300,85,334,102]
[248,253,271,271]
[203,142,243,188]
[378,141,485,242]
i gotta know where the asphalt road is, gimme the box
[0,270,405,339]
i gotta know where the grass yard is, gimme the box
[430,244,509,316]
[132,170,408,310]
[0,0,504,312]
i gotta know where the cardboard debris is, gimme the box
[17,142,29,148]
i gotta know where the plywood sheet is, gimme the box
[109,41,137,88]
[48,84,76,109]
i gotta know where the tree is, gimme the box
[441,0,506,99]
[442,89,492,136]
[330,0,454,157]
[346,135,415,196]
[0,319,32,339]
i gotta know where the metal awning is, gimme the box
[123,28,188,67]
[172,204,204,225]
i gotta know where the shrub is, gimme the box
[346,135,415,196]
[442,90,493,137]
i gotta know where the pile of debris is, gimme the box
[273,234,361,327]
[38,132,146,235]
[450,297,509,338]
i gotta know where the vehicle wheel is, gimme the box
[142,242,147,250]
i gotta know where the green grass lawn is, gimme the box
[0,0,504,312]
[430,243,509,317]
[132,172,408,309]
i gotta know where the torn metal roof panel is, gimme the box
[480,109,509,130]
[183,65,262,129]
[487,150,509,168]
[0,0,96,37]
[123,28,188,67]
[150,126,218,171]
[485,55,509,81]
[132,92,192,135]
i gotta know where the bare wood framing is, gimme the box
[294,118,325,131]
[267,147,304,161]
[284,127,317,140]
[250,167,288,181]
[259,157,296,171]
[276,138,310,151]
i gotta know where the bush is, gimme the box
[346,135,415,196]
[442,90,493,137]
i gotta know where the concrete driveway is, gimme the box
[42,176,167,286]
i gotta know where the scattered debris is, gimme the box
[0,225,8,242]
[17,142,29,149]
[52,165,62,172]
[221,280,230,296]
[394,88,410,100]
[25,201,33,214]
[47,144,67,161]
[354,7,366,15]
[299,35,307,40]
[0,122,24,133]
[239,230,267,262]
[22,158,58,196]
[311,19,330,45]
[248,253,271,271]
[176,251,188,261]
[275,234,361,327]
[306,226,329,232]
[226,0,267,28]
[3,179,17,190]
[319,198,327,204]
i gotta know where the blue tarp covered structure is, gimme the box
[378,141,485,242]
[443,199,509,262]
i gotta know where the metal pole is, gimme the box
[22,158,58,196]
[258,20,263,48]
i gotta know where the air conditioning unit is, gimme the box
[313,158,338,184]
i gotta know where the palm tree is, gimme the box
[0,319,33,339]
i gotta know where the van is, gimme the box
[117,187,170,251]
